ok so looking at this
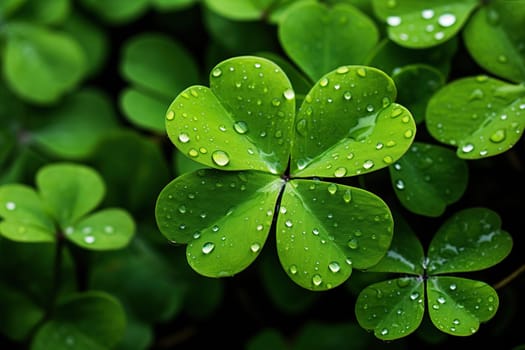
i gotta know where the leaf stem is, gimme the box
[493,264,525,290]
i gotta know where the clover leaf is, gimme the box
[389,142,468,217]
[426,75,525,159]
[355,208,513,340]
[463,0,525,83]
[278,2,379,82]
[30,291,126,350]
[156,56,416,290]
[119,33,199,133]
[0,163,135,250]
[372,0,478,48]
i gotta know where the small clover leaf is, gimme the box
[3,22,87,104]
[389,142,469,217]
[291,65,416,178]
[30,291,126,350]
[463,0,525,83]
[120,33,199,133]
[166,56,295,174]
[355,208,512,340]
[156,56,417,290]
[0,163,135,250]
[372,0,478,48]
[278,2,379,82]
[426,75,525,159]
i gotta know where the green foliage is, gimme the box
[156,56,418,290]
[1,0,524,348]
[355,208,512,339]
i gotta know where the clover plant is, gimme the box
[355,208,512,339]
[155,55,417,291]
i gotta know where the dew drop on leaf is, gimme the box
[233,121,248,134]
[343,91,352,100]
[381,328,389,336]
[409,292,419,300]
[166,110,175,121]
[347,238,358,249]
[296,119,307,136]
[327,183,338,195]
[285,219,293,228]
[312,274,323,286]
[461,143,474,153]
[490,129,506,143]
[178,204,187,214]
[421,9,434,19]
[188,149,199,157]
[438,13,456,27]
[212,150,230,166]
[211,68,222,77]
[283,88,295,100]
[202,242,215,254]
[250,243,261,253]
[5,201,16,211]
[343,189,352,203]
[386,16,402,26]
[328,261,341,273]
[357,68,367,77]
[363,160,374,169]
[289,265,298,274]
[449,283,457,291]
[84,236,95,244]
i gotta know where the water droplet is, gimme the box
[289,265,297,274]
[461,143,474,153]
[404,130,413,138]
[319,77,329,87]
[166,110,175,121]
[336,66,349,74]
[387,16,402,26]
[376,143,384,150]
[178,133,190,143]
[283,88,295,100]
[357,68,367,77]
[469,89,484,101]
[346,152,354,160]
[202,242,215,254]
[449,283,457,291]
[327,183,338,194]
[395,179,405,190]
[104,226,114,234]
[363,160,374,169]
[434,31,445,40]
[285,219,293,228]
[5,202,16,211]
[82,227,92,234]
[312,274,322,286]
[84,236,95,244]
[421,9,434,19]
[343,189,352,203]
[498,55,508,63]
[391,108,402,118]
[453,319,460,325]
[328,261,341,273]
[280,206,287,214]
[212,225,220,232]
[233,121,248,134]
[347,238,358,249]
[334,167,347,177]
[211,68,222,77]
[393,163,402,170]
[250,243,261,253]
[188,149,199,157]
[490,129,506,143]
[383,156,393,164]
[212,150,230,166]
[381,328,389,336]
[65,227,74,235]
[386,140,396,147]
[343,91,352,100]
[272,98,281,106]
[410,292,419,300]
[437,296,446,304]
[366,104,374,112]
[438,13,456,27]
